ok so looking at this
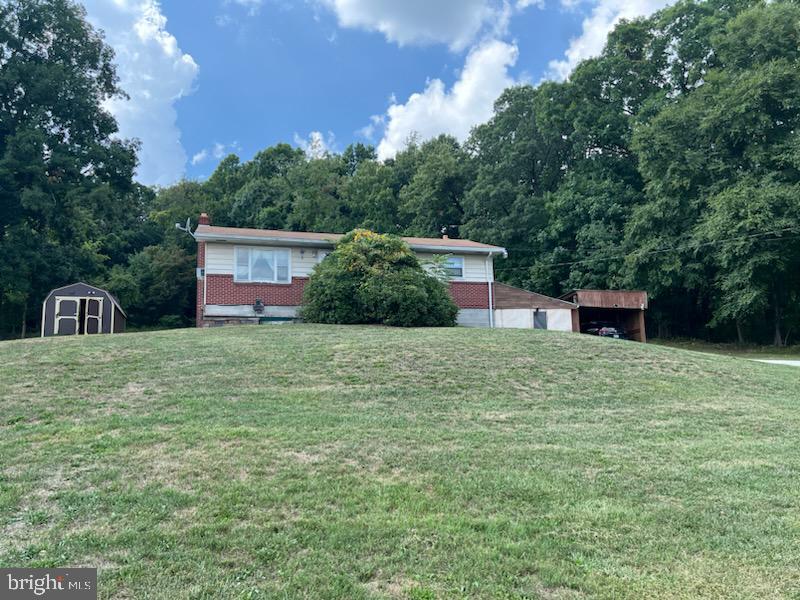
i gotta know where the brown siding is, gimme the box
[493,283,576,310]
[564,290,648,310]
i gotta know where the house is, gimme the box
[41,282,126,337]
[191,214,647,339]
[193,214,509,328]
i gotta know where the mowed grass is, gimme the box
[1,325,799,599]
[653,339,800,361]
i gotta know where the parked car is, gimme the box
[582,321,629,339]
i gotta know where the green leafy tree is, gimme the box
[462,84,572,287]
[104,244,196,328]
[286,156,353,232]
[301,230,457,327]
[339,160,402,233]
[228,177,292,230]
[0,0,139,337]
[398,135,470,237]
[629,1,800,341]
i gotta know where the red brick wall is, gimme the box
[206,275,308,306]
[448,282,490,309]
[198,273,491,318]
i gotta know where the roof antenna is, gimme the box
[175,217,195,238]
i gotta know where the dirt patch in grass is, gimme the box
[0,468,68,555]
[363,574,421,598]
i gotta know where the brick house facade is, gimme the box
[193,215,505,327]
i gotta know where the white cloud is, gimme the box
[319,0,518,51]
[190,141,242,167]
[81,0,198,186]
[294,131,336,159]
[214,13,235,27]
[374,39,518,161]
[547,0,674,80]
[212,142,227,159]
[228,0,264,15]
[356,114,385,141]
[191,149,208,166]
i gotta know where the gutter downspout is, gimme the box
[203,242,207,324]
[485,254,494,329]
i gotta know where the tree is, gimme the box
[398,135,470,237]
[628,1,800,341]
[0,0,139,337]
[286,156,352,232]
[339,160,402,233]
[462,84,572,287]
[104,244,196,328]
[301,230,457,327]
[698,180,800,345]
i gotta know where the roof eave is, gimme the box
[194,232,337,248]
[195,232,507,256]
[408,243,507,256]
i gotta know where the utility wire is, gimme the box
[494,226,800,272]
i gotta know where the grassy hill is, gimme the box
[1,325,799,599]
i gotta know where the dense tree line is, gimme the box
[2,0,799,343]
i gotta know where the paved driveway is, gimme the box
[753,359,800,367]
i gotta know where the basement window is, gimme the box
[235,247,291,283]
[444,256,464,278]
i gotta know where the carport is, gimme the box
[559,289,648,342]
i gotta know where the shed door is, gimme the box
[85,298,103,334]
[55,298,79,335]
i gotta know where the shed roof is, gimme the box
[493,283,577,310]
[193,225,507,256]
[45,282,127,318]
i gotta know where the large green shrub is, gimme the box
[301,230,458,327]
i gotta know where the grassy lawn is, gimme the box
[1,325,799,599]
[652,338,800,361]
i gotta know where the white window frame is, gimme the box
[443,256,465,279]
[234,246,292,284]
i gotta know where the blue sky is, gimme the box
[79,0,671,186]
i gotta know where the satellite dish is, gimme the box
[175,217,195,236]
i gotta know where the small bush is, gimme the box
[301,229,457,327]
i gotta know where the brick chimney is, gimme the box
[198,212,211,225]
